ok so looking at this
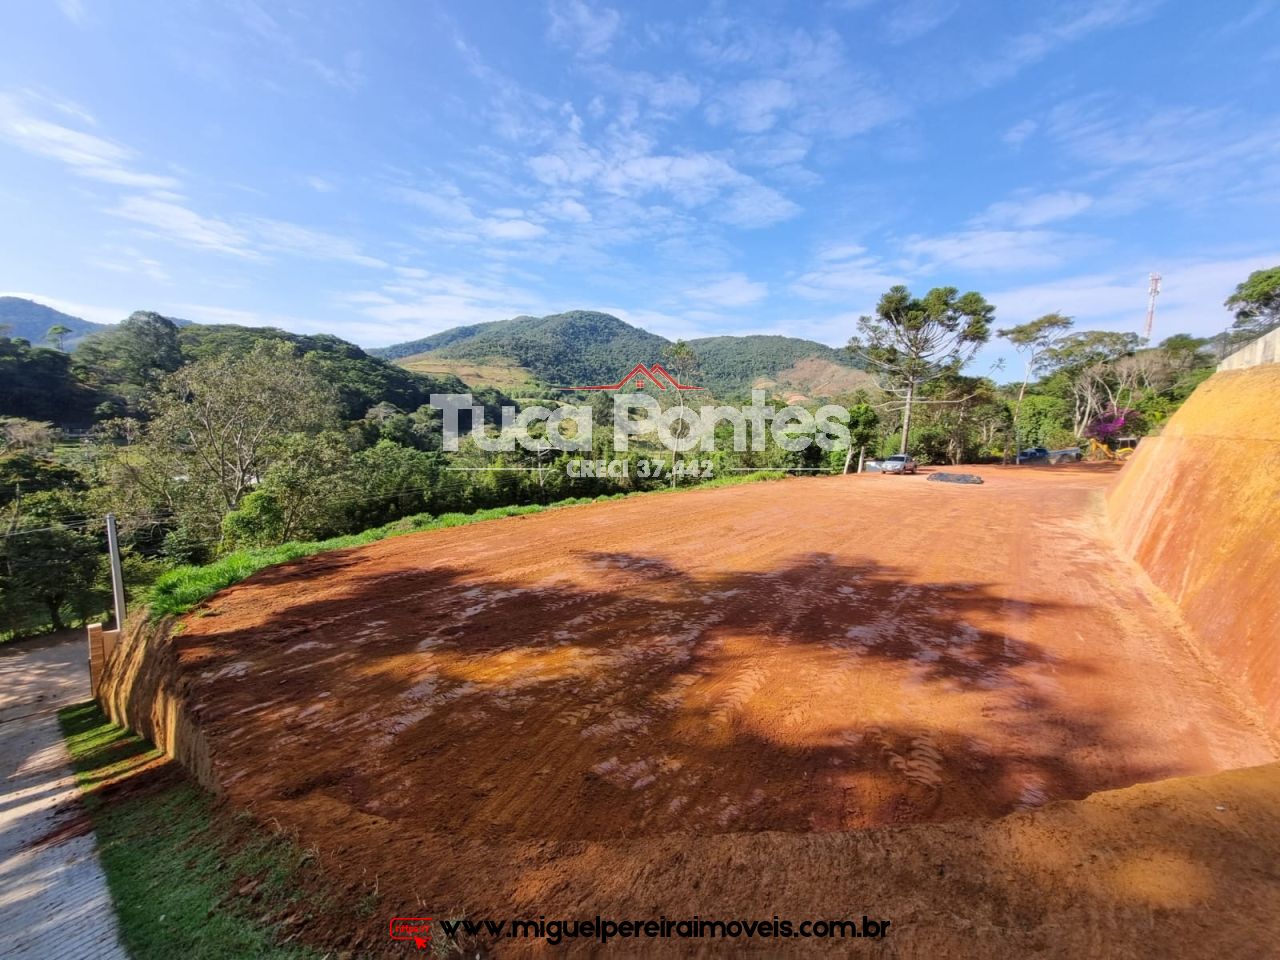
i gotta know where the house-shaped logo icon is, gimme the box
[562,362,703,392]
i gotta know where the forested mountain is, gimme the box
[2,310,472,427]
[368,320,508,360]
[374,311,669,387]
[6,299,867,401]
[688,335,872,397]
[0,297,109,347]
[374,310,867,398]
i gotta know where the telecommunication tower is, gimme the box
[1144,272,1161,339]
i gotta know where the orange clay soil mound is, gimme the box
[120,458,1279,956]
[1109,364,1280,734]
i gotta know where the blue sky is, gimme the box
[2,0,1278,375]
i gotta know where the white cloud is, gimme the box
[540,197,593,222]
[483,219,547,240]
[108,196,254,256]
[685,273,768,308]
[1041,95,1280,213]
[709,78,795,133]
[253,219,386,267]
[529,136,800,228]
[0,92,180,190]
[104,195,388,267]
[973,1,1162,87]
[882,0,959,44]
[304,175,336,193]
[56,0,87,25]
[338,268,543,344]
[1002,118,1038,146]
[716,182,801,228]
[793,245,902,301]
[396,185,549,241]
[234,1,365,91]
[977,190,1094,228]
[901,228,1089,272]
[88,246,171,283]
[548,0,621,59]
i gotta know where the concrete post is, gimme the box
[106,514,126,632]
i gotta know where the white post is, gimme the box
[856,445,866,474]
[105,514,126,631]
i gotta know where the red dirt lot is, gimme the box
[170,464,1278,956]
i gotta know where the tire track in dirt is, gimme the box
[169,467,1277,900]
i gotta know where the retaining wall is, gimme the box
[1108,365,1280,733]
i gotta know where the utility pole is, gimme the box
[1144,272,1161,340]
[105,513,126,631]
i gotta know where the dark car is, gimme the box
[1018,446,1050,461]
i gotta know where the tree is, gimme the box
[72,311,184,413]
[0,454,103,635]
[1224,266,1280,343]
[835,402,880,472]
[849,286,994,453]
[1039,331,1142,437]
[1158,334,1211,374]
[45,324,72,351]
[5,524,102,630]
[998,313,1072,460]
[660,340,700,485]
[107,339,339,539]
[221,432,357,547]
[0,418,56,454]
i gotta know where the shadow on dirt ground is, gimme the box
[113,542,1280,957]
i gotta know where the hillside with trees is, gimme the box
[376,310,871,398]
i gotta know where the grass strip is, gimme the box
[58,701,331,960]
[146,469,790,618]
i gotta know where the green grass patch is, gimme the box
[146,469,797,619]
[58,702,332,960]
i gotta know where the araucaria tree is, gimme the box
[850,286,994,454]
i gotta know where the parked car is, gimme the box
[1018,446,1050,461]
[880,453,919,474]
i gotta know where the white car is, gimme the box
[879,454,919,474]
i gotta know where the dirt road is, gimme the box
[167,464,1276,954]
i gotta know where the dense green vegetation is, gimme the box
[373,309,866,398]
[58,702,327,959]
[0,334,103,422]
[687,334,865,396]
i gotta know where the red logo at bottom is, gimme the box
[390,917,432,950]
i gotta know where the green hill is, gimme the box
[374,311,871,399]
[688,335,872,397]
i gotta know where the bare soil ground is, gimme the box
[170,464,1279,956]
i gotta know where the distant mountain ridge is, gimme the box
[0,297,109,347]
[0,297,196,349]
[373,310,873,399]
[3,297,873,401]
